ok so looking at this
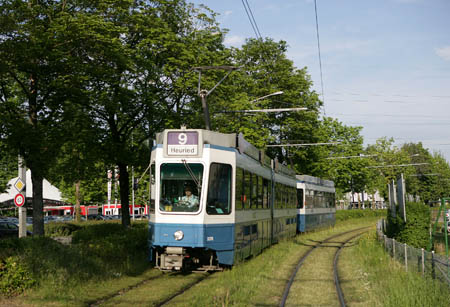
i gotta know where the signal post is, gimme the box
[16,156,27,238]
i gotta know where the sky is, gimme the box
[190,0,450,162]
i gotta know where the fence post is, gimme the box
[393,239,396,259]
[421,248,425,276]
[404,243,408,272]
[384,235,387,250]
[431,251,435,280]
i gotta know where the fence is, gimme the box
[376,220,450,285]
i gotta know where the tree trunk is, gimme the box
[75,180,81,222]
[31,170,44,236]
[118,163,130,227]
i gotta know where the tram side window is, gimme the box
[306,189,314,208]
[244,170,251,209]
[275,183,280,209]
[207,163,232,215]
[289,187,295,208]
[287,187,292,208]
[257,175,263,209]
[297,189,304,209]
[236,168,244,210]
[326,192,335,208]
[317,191,324,208]
[263,178,269,209]
[251,174,258,209]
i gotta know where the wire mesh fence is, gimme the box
[377,220,450,285]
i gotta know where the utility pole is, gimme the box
[193,66,241,130]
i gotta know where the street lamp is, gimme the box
[216,107,307,114]
[250,91,284,103]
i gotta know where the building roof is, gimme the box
[0,170,62,205]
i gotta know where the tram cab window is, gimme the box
[159,163,203,213]
[207,163,232,215]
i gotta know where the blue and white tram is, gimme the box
[148,128,297,271]
[296,175,336,232]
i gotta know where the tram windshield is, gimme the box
[159,163,203,212]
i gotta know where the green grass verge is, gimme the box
[340,231,450,307]
[3,212,448,306]
[0,220,151,302]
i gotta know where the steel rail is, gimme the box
[334,231,369,307]
[88,273,166,307]
[156,272,211,307]
[279,227,371,307]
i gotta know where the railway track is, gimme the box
[87,272,166,307]
[87,270,210,306]
[155,272,211,307]
[88,227,370,306]
[280,227,370,307]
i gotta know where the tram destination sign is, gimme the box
[167,131,199,156]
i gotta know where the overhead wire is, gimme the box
[241,0,262,40]
[314,0,325,116]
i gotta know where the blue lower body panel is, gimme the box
[149,222,235,265]
[297,212,335,232]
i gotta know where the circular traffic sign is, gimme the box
[14,193,25,207]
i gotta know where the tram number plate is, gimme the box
[167,131,199,155]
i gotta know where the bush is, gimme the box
[72,223,149,274]
[336,209,386,222]
[386,202,430,249]
[0,256,36,296]
[45,222,81,237]
[0,222,149,295]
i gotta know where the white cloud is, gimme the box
[436,46,450,61]
[224,35,245,47]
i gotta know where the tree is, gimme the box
[0,1,83,235]
[47,103,105,221]
[313,118,367,196]
[211,38,323,167]
[64,0,227,227]
[0,140,16,194]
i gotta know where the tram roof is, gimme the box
[296,174,335,188]
[156,128,295,176]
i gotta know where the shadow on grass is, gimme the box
[0,222,151,295]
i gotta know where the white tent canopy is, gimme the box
[0,170,62,204]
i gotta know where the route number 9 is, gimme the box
[178,133,187,145]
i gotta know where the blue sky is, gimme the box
[190,0,450,162]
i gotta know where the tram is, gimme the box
[296,175,336,232]
[148,128,297,271]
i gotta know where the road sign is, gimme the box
[14,178,25,193]
[14,193,25,207]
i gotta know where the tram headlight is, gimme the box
[174,230,184,241]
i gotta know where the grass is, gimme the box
[2,212,449,306]
[0,220,152,305]
[166,218,378,306]
[340,231,450,307]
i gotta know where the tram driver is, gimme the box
[180,186,199,209]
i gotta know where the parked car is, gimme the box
[0,221,32,239]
